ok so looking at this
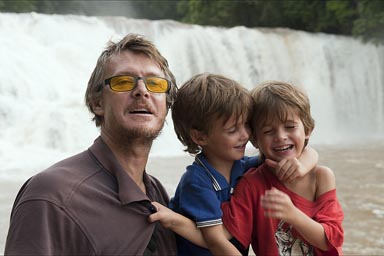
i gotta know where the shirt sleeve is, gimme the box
[242,156,259,171]
[222,175,257,248]
[5,200,95,255]
[177,170,223,228]
[314,189,344,255]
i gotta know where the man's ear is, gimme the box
[92,96,104,116]
[190,129,208,146]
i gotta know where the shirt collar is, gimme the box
[195,153,245,189]
[88,136,151,205]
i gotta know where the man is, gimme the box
[5,34,178,255]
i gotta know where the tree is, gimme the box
[0,0,37,12]
[353,0,384,43]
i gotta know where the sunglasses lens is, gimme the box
[110,76,135,92]
[146,77,169,93]
[107,76,170,93]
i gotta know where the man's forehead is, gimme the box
[105,51,164,77]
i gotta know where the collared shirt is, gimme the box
[169,153,257,256]
[5,137,177,255]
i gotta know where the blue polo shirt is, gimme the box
[169,153,258,256]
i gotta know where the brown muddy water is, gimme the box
[1,143,383,254]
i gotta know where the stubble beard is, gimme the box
[119,122,164,145]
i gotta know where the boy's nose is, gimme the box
[275,129,287,141]
[240,126,251,140]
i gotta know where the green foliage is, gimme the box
[324,0,357,33]
[131,1,181,21]
[353,0,384,43]
[0,0,37,12]
[0,0,78,14]
[0,0,383,43]
[283,1,327,32]
[178,0,240,27]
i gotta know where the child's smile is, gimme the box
[255,110,309,163]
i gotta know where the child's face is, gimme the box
[255,110,309,162]
[201,114,250,163]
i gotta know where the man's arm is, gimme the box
[5,201,94,255]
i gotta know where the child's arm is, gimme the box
[261,187,329,250]
[148,202,239,255]
[265,146,318,182]
[261,167,338,251]
[200,225,241,255]
[148,202,207,248]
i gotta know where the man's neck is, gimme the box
[101,132,152,192]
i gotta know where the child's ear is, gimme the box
[305,129,313,140]
[304,129,313,147]
[190,129,208,146]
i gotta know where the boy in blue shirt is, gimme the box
[166,73,318,255]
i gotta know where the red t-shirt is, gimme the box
[222,164,344,255]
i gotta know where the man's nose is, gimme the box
[132,79,149,97]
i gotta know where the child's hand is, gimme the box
[149,202,208,248]
[260,187,298,223]
[147,202,176,229]
[265,158,306,183]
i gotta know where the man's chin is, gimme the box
[126,127,163,141]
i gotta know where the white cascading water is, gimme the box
[0,13,383,180]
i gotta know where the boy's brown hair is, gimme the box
[172,73,252,154]
[250,81,315,148]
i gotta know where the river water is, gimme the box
[1,143,383,254]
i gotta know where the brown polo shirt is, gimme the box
[5,136,177,255]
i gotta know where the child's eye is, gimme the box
[226,126,237,133]
[263,129,272,134]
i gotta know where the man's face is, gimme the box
[95,50,168,143]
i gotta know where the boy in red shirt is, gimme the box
[222,81,344,255]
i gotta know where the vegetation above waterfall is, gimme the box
[0,0,383,43]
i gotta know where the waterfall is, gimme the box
[1,13,383,179]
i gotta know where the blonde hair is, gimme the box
[85,33,177,127]
[172,73,252,154]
